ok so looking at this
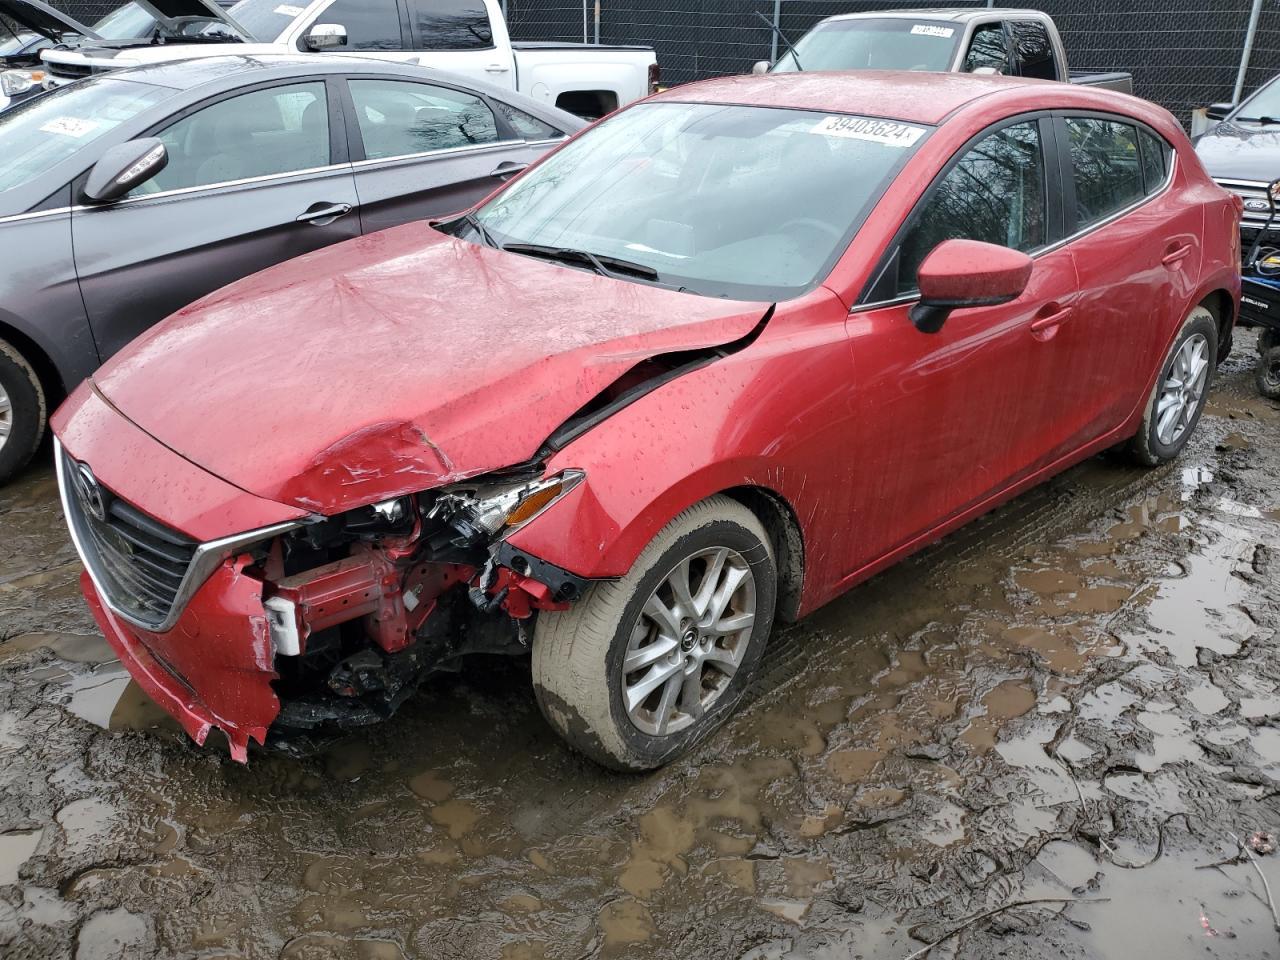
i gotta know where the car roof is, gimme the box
[819,7,1046,24]
[105,53,480,91]
[656,70,1046,126]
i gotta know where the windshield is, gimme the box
[1235,77,1280,123]
[472,101,928,300]
[0,77,174,194]
[0,30,37,54]
[227,0,300,42]
[93,2,237,41]
[774,18,959,73]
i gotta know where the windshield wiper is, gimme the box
[755,10,802,70]
[502,243,660,281]
[455,212,498,248]
[1236,115,1280,125]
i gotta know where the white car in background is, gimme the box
[27,0,657,119]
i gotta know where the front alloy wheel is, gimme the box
[532,495,777,770]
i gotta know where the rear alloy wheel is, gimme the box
[532,495,777,771]
[1258,344,1280,400]
[0,338,46,485]
[1128,305,1217,466]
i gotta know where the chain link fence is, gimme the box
[505,0,1280,126]
[18,1,1280,126]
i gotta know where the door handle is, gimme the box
[1030,304,1072,341]
[1161,242,1193,267]
[485,64,510,73]
[491,161,528,180]
[296,202,352,225]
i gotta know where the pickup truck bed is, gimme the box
[1069,69,1134,95]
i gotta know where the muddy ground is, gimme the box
[1,334,1279,960]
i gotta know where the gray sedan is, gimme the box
[0,53,582,482]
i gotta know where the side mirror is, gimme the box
[1206,102,1234,121]
[305,23,347,50]
[83,138,167,204]
[909,239,1033,334]
[751,60,771,75]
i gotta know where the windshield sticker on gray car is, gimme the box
[910,24,955,38]
[810,116,926,148]
[39,117,99,138]
[274,4,304,15]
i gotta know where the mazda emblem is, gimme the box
[75,462,106,523]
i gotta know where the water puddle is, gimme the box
[0,828,43,885]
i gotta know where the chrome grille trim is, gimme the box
[1215,178,1276,228]
[55,438,305,632]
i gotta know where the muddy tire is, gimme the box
[1259,326,1279,356]
[0,338,46,485]
[531,496,777,771]
[1127,305,1217,467]
[1258,345,1280,400]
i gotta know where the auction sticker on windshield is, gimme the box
[810,116,926,148]
[39,117,98,138]
[910,24,955,38]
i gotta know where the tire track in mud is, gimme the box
[0,335,1278,959]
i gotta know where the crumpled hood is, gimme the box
[94,222,770,515]
[1193,121,1280,182]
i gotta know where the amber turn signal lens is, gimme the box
[503,482,563,528]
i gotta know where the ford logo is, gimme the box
[74,462,106,523]
[1245,198,1272,212]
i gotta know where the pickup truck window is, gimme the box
[897,121,1045,294]
[773,19,958,73]
[1008,20,1057,80]
[349,79,499,159]
[1066,117,1144,228]
[963,24,1009,74]
[138,82,330,194]
[408,0,494,50]
[316,0,403,50]
[227,0,299,43]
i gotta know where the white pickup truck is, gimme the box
[18,0,657,118]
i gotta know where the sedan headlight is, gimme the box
[0,69,42,99]
[430,469,585,542]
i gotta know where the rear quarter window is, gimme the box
[1138,128,1172,193]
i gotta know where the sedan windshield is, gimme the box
[774,18,959,73]
[0,77,175,195]
[472,101,928,300]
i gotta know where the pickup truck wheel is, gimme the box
[1127,305,1217,467]
[0,338,46,485]
[531,496,776,771]
[1257,345,1280,400]
[1259,326,1279,355]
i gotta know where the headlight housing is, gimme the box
[429,469,585,543]
[0,69,42,99]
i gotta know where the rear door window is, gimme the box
[310,0,403,50]
[897,120,1046,293]
[963,23,1009,74]
[1008,20,1057,80]
[140,83,330,193]
[349,78,500,159]
[1065,117,1144,228]
[408,0,494,50]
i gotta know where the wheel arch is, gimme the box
[1199,287,1236,361]
[721,485,805,623]
[0,316,67,411]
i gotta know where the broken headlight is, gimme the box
[426,470,585,550]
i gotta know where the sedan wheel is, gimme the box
[532,496,777,771]
[0,338,46,485]
[1128,305,1217,466]
[623,546,756,737]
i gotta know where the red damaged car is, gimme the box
[52,71,1238,769]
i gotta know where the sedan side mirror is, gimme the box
[751,60,771,75]
[1206,102,1234,121]
[909,239,1033,334]
[83,138,167,204]
[305,23,347,50]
